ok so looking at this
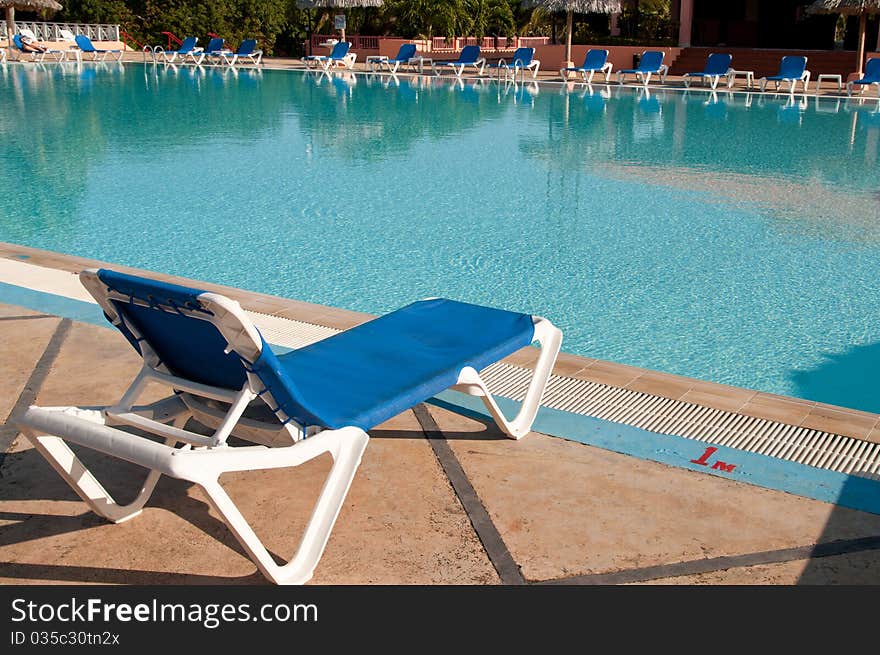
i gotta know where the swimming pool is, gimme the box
[2,63,880,412]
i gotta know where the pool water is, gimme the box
[2,63,880,412]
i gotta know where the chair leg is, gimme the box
[19,409,188,524]
[453,318,562,440]
[19,404,369,585]
[190,427,369,585]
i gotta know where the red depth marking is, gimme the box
[690,446,737,473]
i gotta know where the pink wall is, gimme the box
[534,44,682,74]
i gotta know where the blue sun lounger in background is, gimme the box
[74,34,123,62]
[560,49,612,84]
[847,57,880,97]
[13,34,67,62]
[302,41,355,71]
[759,55,810,93]
[682,53,733,90]
[616,50,668,86]
[432,45,487,77]
[217,39,263,67]
[158,36,199,63]
[487,47,540,80]
[185,37,225,66]
[16,268,562,585]
[367,42,417,73]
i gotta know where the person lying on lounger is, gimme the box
[20,35,49,53]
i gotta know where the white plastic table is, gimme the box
[815,73,842,92]
[409,56,432,74]
[365,55,387,72]
[726,69,754,89]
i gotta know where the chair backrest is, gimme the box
[778,55,807,78]
[83,269,326,429]
[179,36,198,53]
[12,34,24,51]
[75,35,96,52]
[330,41,351,59]
[20,28,36,40]
[205,37,225,53]
[863,57,880,80]
[59,29,77,42]
[512,47,534,66]
[582,48,608,69]
[237,39,256,55]
[395,43,417,61]
[458,45,480,63]
[704,53,732,75]
[639,50,665,71]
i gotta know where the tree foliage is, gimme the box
[52,0,670,55]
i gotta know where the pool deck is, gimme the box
[2,244,880,585]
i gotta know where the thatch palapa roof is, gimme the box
[520,0,622,12]
[0,0,62,9]
[295,0,383,8]
[807,0,880,15]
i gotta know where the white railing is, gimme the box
[2,20,120,42]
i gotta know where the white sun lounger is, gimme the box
[16,268,562,585]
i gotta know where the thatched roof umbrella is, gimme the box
[522,0,622,68]
[296,0,383,44]
[807,0,880,75]
[1,0,62,47]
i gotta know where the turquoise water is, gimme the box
[2,63,880,411]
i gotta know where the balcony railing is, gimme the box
[430,36,549,52]
[310,34,379,52]
[1,20,120,42]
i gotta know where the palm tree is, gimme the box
[807,0,880,76]
[520,1,622,67]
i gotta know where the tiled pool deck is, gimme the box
[1,243,880,585]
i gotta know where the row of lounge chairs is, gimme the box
[155,36,263,67]
[2,32,121,63]
[314,42,879,98]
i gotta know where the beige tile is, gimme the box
[799,408,877,440]
[570,360,644,387]
[680,387,757,412]
[737,399,812,427]
[625,371,694,400]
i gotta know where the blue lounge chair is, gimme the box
[302,41,355,71]
[682,53,733,90]
[560,49,612,84]
[16,268,561,585]
[217,39,263,67]
[367,42,418,74]
[759,55,810,93]
[12,34,67,62]
[487,47,541,80]
[616,50,668,86]
[185,37,225,66]
[847,57,880,97]
[74,34,123,62]
[158,36,199,64]
[432,45,486,77]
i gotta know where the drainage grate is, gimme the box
[480,362,880,481]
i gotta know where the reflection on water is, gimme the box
[2,64,880,411]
